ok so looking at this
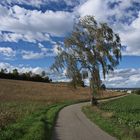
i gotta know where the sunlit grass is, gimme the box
[83,95,140,140]
[0,79,125,139]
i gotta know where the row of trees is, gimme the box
[0,68,52,83]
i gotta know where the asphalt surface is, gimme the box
[52,95,127,140]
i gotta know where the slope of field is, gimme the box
[83,95,140,140]
[0,79,90,126]
[0,79,125,140]
[0,79,90,102]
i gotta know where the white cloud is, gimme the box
[0,31,51,43]
[107,76,123,82]
[45,68,71,82]
[0,47,16,57]
[21,43,55,59]
[1,0,43,8]
[77,0,108,22]
[21,50,44,60]
[120,12,140,56]
[52,43,63,55]
[0,0,140,56]
[0,61,139,87]
[0,62,45,75]
[38,43,48,53]
[0,5,74,37]
[76,0,140,56]
[19,67,44,75]
[103,68,140,88]
[1,0,79,8]
[0,62,69,81]
[0,62,14,71]
[77,0,140,24]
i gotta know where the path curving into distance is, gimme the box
[52,102,115,140]
[52,95,127,140]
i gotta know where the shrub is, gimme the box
[135,89,140,95]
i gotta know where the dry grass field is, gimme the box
[0,78,125,140]
[0,79,90,103]
[0,79,91,129]
[0,79,124,102]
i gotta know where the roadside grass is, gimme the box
[0,79,125,140]
[0,101,79,140]
[83,95,140,140]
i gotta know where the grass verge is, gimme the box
[82,95,140,140]
[0,101,81,140]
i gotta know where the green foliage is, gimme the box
[70,72,85,88]
[0,68,52,83]
[135,89,140,95]
[0,102,49,140]
[83,106,123,139]
[12,69,19,76]
[100,84,106,90]
[0,68,7,74]
[99,95,140,129]
[0,101,81,140]
[83,95,140,139]
[52,15,123,96]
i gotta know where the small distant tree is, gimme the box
[135,89,140,95]
[25,71,32,80]
[100,84,106,90]
[0,68,8,78]
[0,68,7,74]
[28,71,33,77]
[12,69,19,75]
[41,71,46,77]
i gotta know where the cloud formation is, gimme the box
[0,31,51,43]
[0,5,74,38]
[0,0,139,87]
[0,62,44,75]
[0,1,140,56]
[0,61,139,87]
[77,0,140,56]
[0,47,16,57]
[0,62,68,81]
[21,43,55,59]
[0,0,79,8]
[120,11,140,56]
[103,68,140,88]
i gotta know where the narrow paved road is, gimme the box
[52,95,127,140]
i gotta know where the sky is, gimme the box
[0,0,140,88]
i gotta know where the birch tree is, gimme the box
[52,16,123,105]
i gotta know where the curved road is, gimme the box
[52,103,115,140]
[52,95,127,140]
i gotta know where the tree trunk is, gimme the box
[91,96,98,105]
[90,86,98,105]
[90,68,100,106]
[90,78,98,105]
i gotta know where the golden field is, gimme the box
[0,78,124,129]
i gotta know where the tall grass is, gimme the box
[83,95,140,140]
[0,79,125,139]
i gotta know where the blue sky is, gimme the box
[0,0,140,88]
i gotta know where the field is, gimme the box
[0,79,124,140]
[83,95,140,140]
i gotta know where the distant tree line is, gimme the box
[0,68,52,83]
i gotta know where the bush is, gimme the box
[100,84,106,90]
[135,89,140,95]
